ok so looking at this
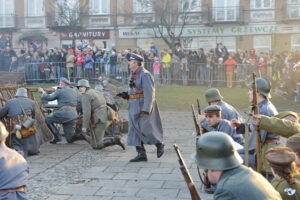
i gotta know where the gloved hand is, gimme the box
[116,92,129,100]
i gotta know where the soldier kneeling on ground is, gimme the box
[77,79,125,150]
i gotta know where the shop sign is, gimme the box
[119,24,300,38]
[60,29,110,40]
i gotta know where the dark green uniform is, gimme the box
[271,175,300,200]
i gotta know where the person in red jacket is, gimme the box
[224,55,237,88]
[74,51,84,80]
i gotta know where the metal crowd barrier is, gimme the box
[24,61,257,87]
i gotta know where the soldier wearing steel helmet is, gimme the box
[193,131,282,200]
[232,77,279,177]
[200,88,242,132]
[77,79,125,150]
[0,121,29,200]
[0,88,41,157]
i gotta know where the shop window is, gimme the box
[251,0,274,9]
[212,0,239,21]
[291,35,300,51]
[253,35,271,53]
[89,0,109,15]
[25,0,44,17]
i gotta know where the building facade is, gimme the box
[1,0,300,53]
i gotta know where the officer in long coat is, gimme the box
[0,122,29,200]
[39,78,79,144]
[0,88,41,157]
[193,131,282,200]
[117,53,164,162]
[77,79,125,150]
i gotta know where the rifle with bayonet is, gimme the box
[252,73,263,173]
[174,144,201,200]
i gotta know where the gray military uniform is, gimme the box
[0,143,29,200]
[127,66,163,146]
[202,119,243,145]
[214,165,282,200]
[42,86,78,143]
[0,97,41,157]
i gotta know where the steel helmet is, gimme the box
[15,88,28,98]
[205,88,223,103]
[77,79,90,88]
[248,77,272,98]
[193,131,243,170]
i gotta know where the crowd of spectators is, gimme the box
[0,41,299,101]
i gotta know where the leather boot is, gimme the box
[155,143,165,158]
[47,123,62,144]
[113,136,126,150]
[129,146,147,162]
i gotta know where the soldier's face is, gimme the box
[207,170,222,184]
[78,86,87,93]
[206,113,221,127]
[129,60,139,72]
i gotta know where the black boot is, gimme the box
[129,146,147,162]
[47,123,62,144]
[113,136,126,150]
[155,143,165,158]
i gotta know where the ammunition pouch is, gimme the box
[9,116,37,138]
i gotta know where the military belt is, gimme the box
[264,138,280,144]
[0,185,26,193]
[129,93,144,99]
[92,104,106,114]
[59,106,76,110]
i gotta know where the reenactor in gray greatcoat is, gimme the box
[77,79,125,150]
[39,77,79,144]
[193,131,282,200]
[117,53,164,162]
[0,122,29,200]
[0,88,41,157]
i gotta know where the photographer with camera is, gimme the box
[117,53,164,162]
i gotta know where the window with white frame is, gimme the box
[89,0,109,15]
[134,0,154,13]
[213,0,239,21]
[291,34,300,51]
[0,0,14,27]
[251,0,274,9]
[253,35,271,53]
[179,0,201,12]
[25,0,44,16]
[288,0,300,18]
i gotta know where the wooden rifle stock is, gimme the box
[252,73,262,173]
[197,99,201,115]
[174,144,201,200]
[191,104,201,136]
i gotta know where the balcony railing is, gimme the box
[208,6,242,23]
[0,14,16,28]
[286,4,300,19]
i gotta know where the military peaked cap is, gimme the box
[59,77,71,85]
[265,147,296,166]
[204,105,222,113]
[128,53,144,62]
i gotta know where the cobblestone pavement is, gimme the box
[27,111,213,200]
